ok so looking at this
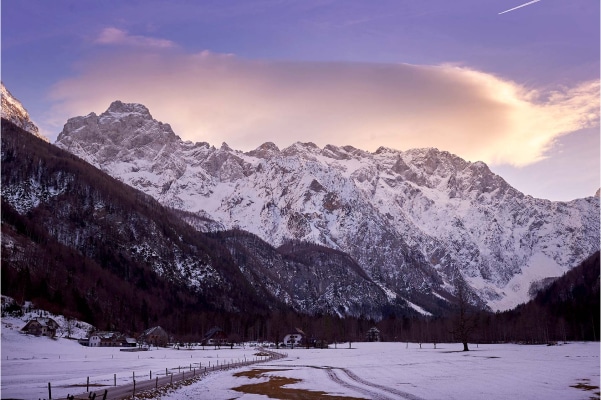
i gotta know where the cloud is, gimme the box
[48,51,599,167]
[95,27,175,48]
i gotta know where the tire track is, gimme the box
[340,368,425,400]
[325,368,394,400]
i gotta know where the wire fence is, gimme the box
[45,348,287,400]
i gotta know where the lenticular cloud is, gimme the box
[50,51,599,167]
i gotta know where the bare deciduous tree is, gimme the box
[452,279,476,351]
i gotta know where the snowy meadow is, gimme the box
[159,341,600,400]
[1,315,599,400]
[1,320,275,400]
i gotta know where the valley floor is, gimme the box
[2,319,599,400]
[158,341,600,400]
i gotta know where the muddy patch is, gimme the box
[233,368,365,400]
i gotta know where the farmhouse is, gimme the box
[78,332,137,347]
[201,326,228,346]
[21,317,59,337]
[139,326,169,347]
[87,331,123,347]
[283,328,306,347]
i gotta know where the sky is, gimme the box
[2,0,599,201]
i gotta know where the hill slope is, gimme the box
[1,118,278,332]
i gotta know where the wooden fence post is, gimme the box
[114,374,116,386]
[133,380,136,396]
[48,382,52,399]
[156,376,158,389]
[86,376,89,392]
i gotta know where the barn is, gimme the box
[139,326,169,347]
[21,317,59,338]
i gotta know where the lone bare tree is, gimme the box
[452,279,476,351]
[62,316,76,339]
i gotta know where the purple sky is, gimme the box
[2,0,599,200]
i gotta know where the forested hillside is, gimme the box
[1,118,277,335]
[386,251,601,344]
[504,251,600,342]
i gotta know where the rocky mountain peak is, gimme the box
[374,146,400,155]
[105,100,152,117]
[220,142,233,152]
[282,141,322,157]
[56,101,182,169]
[246,142,280,158]
[1,82,48,142]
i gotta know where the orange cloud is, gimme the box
[48,51,599,167]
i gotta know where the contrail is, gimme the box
[499,0,541,15]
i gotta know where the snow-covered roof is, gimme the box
[286,327,306,336]
[141,326,167,337]
[22,317,59,329]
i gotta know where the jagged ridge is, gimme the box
[55,101,600,313]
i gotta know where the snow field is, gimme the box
[1,312,599,400]
[1,325,276,399]
[160,342,600,400]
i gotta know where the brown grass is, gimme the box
[254,351,274,357]
[233,368,365,400]
[234,368,292,379]
[570,379,600,399]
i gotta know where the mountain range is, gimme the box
[53,100,600,314]
[2,89,599,323]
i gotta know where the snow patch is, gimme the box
[486,252,564,311]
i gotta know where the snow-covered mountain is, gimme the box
[56,101,600,313]
[1,82,48,142]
